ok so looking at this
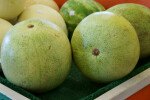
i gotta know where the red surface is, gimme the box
[54,0,67,8]
[126,85,150,100]
[95,0,150,9]
[54,0,150,9]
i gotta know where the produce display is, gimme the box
[0,0,150,99]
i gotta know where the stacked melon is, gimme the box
[0,0,72,93]
[70,3,150,83]
[60,0,150,83]
[0,0,106,93]
[0,0,26,71]
[0,0,150,95]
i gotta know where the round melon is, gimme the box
[25,0,59,11]
[71,11,140,83]
[0,0,26,20]
[107,3,150,58]
[18,4,68,36]
[1,19,72,93]
[0,18,13,72]
[60,0,105,39]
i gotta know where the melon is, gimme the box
[0,0,26,20]
[60,0,105,39]
[71,11,140,83]
[0,18,13,72]
[1,19,72,93]
[18,4,68,36]
[107,3,150,58]
[25,0,59,11]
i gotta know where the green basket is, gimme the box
[0,57,150,100]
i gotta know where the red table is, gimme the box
[127,85,150,100]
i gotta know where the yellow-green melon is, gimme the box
[0,18,13,71]
[0,0,26,20]
[71,11,140,83]
[1,19,72,93]
[25,0,59,11]
[18,4,68,36]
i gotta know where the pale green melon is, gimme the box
[0,0,26,20]
[25,0,59,11]
[18,4,68,36]
[107,3,150,58]
[0,18,13,72]
[1,19,72,93]
[71,11,140,83]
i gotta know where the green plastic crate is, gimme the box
[0,57,150,100]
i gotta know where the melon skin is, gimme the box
[71,11,140,83]
[0,0,26,20]
[60,0,105,39]
[107,3,150,58]
[1,19,72,93]
[18,4,68,36]
[25,0,59,11]
[0,18,13,72]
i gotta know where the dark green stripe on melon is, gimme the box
[60,0,105,39]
